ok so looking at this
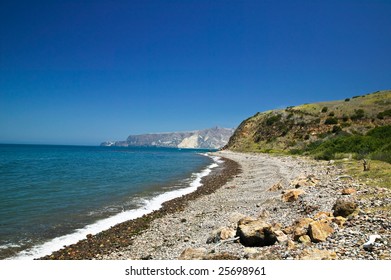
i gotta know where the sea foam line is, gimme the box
[10,154,222,260]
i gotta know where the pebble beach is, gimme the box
[41,151,390,260]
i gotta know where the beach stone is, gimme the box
[293,217,314,240]
[308,219,334,243]
[282,226,293,235]
[333,216,347,227]
[341,188,357,195]
[282,189,305,202]
[291,175,320,188]
[236,217,277,247]
[179,248,207,260]
[275,230,288,243]
[297,248,337,260]
[287,240,296,250]
[206,227,235,244]
[298,235,312,245]
[268,181,283,192]
[220,228,236,240]
[314,211,334,220]
[332,198,358,217]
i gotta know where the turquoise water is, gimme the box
[0,144,218,259]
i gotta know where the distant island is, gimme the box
[101,127,235,149]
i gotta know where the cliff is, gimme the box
[101,127,235,149]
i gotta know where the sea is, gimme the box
[0,144,222,260]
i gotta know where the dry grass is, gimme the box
[339,159,391,190]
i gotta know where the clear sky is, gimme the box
[1,0,390,145]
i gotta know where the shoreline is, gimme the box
[40,150,390,260]
[100,151,390,260]
[38,154,241,260]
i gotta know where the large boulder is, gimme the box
[308,219,334,243]
[282,189,305,202]
[332,198,358,217]
[236,217,277,247]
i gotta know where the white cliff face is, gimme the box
[101,127,235,149]
[178,134,199,148]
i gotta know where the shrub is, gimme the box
[265,114,282,126]
[304,134,310,140]
[325,117,338,125]
[351,109,365,120]
[366,125,391,139]
[300,126,391,163]
[332,125,342,133]
[321,107,328,113]
[377,109,391,119]
[342,115,349,122]
[345,98,350,102]
[328,112,335,117]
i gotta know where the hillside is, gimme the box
[101,127,234,149]
[226,90,391,160]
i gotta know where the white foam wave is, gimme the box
[10,154,221,260]
[0,243,22,250]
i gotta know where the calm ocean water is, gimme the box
[0,144,220,259]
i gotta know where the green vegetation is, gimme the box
[297,126,391,163]
[227,90,391,158]
[325,117,338,125]
[377,109,391,119]
[265,114,282,126]
[350,109,365,120]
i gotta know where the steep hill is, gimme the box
[101,127,234,149]
[226,90,391,157]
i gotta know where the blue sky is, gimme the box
[1,0,390,145]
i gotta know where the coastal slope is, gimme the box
[226,90,391,155]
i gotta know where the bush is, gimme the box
[366,125,391,139]
[377,109,391,119]
[321,107,328,113]
[345,98,350,102]
[342,115,349,122]
[328,112,335,117]
[300,126,391,163]
[265,114,282,126]
[351,109,365,120]
[325,117,338,125]
[332,125,342,133]
[371,151,391,164]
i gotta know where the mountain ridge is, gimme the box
[101,127,234,149]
